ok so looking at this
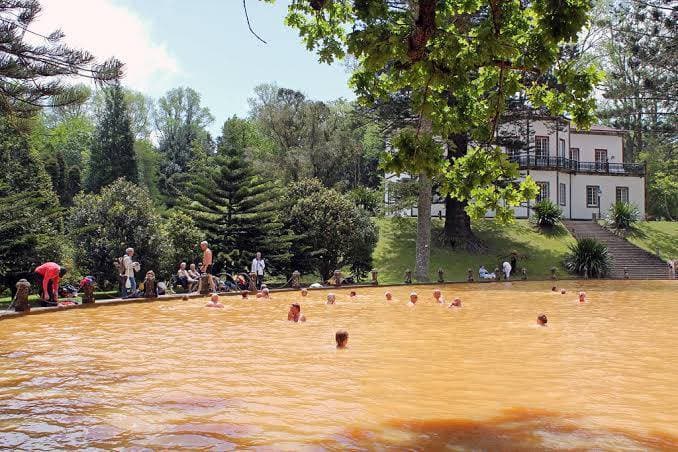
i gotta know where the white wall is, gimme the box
[570,174,645,220]
[570,133,624,162]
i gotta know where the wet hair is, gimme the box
[410,292,418,298]
[291,303,301,312]
[241,290,249,298]
[327,293,336,302]
[335,330,348,346]
[210,293,219,302]
[181,295,189,301]
[59,267,68,277]
[551,286,557,291]
[560,289,566,294]
[538,314,548,325]
[350,290,357,296]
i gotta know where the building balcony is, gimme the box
[508,154,645,176]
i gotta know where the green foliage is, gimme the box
[532,199,563,228]
[564,238,611,278]
[70,178,163,287]
[0,118,64,288]
[158,210,202,278]
[182,117,292,275]
[134,139,162,204]
[86,84,138,192]
[281,178,378,280]
[383,128,445,178]
[347,185,382,215]
[607,202,640,230]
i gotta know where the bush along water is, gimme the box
[532,199,563,228]
[607,202,640,230]
[564,238,611,278]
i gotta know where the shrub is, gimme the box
[532,199,563,228]
[608,202,639,229]
[564,238,611,278]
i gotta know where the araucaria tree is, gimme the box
[268,0,600,281]
[182,117,292,275]
[86,84,138,192]
[0,1,121,118]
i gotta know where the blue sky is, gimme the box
[38,0,354,136]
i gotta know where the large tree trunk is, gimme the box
[415,172,432,282]
[442,133,485,252]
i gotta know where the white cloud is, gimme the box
[33,0,180,93]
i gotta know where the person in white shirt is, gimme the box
[251,251,265,289]
[502,261,512,280]
[122,247,137,297]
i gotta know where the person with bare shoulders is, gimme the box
[261,287,271,299]
[301,288,308,297]
[241,290,249,299]
[199,241,215,291]
[433,288,444,304]
[537,314,548,326]
[205,293,223,308]
[326,293,336,304]
[578,291,587,303]
[560,288,566,294]
[385,291,393,301]
[449,297,462,308]
[336,330,349,349]
[408,292,418,306]
[288,303,306,322]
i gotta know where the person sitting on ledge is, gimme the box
[288,303,306,322]
[433,288,444,304]
[385,291,393,301]
[326,293,336,305]
[408,292,418,306]
[34,262,67,307]
[479,265,495,279]
[537,314,548,326]
[177,262,197,292]
[449,297,462,308]
[336,330,349,349]
[205,293,224,308]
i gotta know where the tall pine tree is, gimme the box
[87,84,138,192]
[182,117,292,275]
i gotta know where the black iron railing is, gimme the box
[508,153,645,176]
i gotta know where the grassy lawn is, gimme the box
[626,221,678,261]
[373,217,576,284]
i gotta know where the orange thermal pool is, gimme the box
[1,280,677,450]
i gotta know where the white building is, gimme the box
[385,117,646,220]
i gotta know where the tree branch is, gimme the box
[242,0,267,44]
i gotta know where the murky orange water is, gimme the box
[1,280,677,450]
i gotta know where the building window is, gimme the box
[569,148,580,161]
[535,136,549,157]
[616,186,629,204]
[586,186,600,207]
[559,183,566,206]
[536,181,550,202]
[559,139,566,158]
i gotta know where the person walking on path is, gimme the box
[122,247,138,298]
[34,262,67,306]
[251,251,265,289]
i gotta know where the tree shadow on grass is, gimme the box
[317,408,678,451]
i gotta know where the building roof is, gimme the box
[571,124,626,136]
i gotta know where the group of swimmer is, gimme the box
[200,284,591,347]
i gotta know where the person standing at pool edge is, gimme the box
[34,262,67,306]
[251,251,265,289]
[122,248,138,298]
[200,241,215,292]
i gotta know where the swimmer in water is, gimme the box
[288,303,306,322]
[551,286,557,292]
[385,291,393,301]
[349,290,357,298]
[205,293,224,308]
[449,297,462,308]
[301,288,308,297]
[578,291,586,303]
[181,295,189,301]
[241,290,249,299]
[336,330,349,349]
[408,292,418,306]
[433,288,444,304]
[261,287,270,299]
[560,288,566,294]
[326,293,336,304]
[537,314,548,326]
[256,292,263,298]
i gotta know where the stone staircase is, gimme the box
[563,220,670,279]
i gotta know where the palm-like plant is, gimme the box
[564,238,611,278]
[608,202,639,229]
[532,199,563,228]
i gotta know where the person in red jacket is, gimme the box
[34,262,67,306]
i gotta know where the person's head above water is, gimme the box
[450,297,462,307]
[384,291,392,301]
[560,288,566,294]
[327,293,336,304]
[409,292,418,304]
[349,290,357,297]
[262,288,270,296]
[335,330,349,349]
[537,314,548,326]
[552,286,557,292]
[301,288,308,296]
[210,293,219,303]
[579,291,586,302]
[241,290,249,299]
[433,288,442,299]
